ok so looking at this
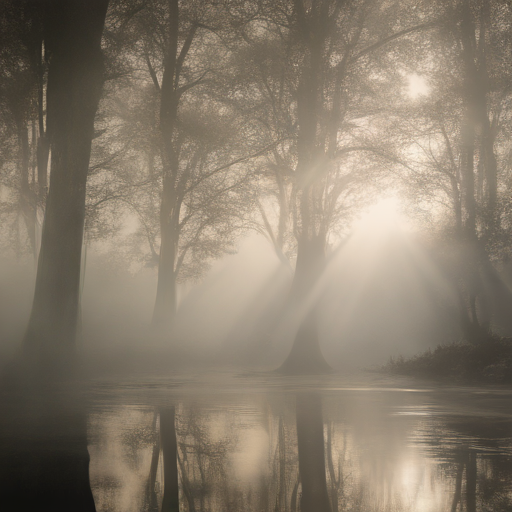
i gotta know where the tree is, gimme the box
[0,3,110,510]
[0,1,48,261]
[394,0,512,341]
[253,0,440,373]
[23,0,109,360]
[106,0,274,326]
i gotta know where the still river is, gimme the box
[83,369,512,512]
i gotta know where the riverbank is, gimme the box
[384,335,512,385]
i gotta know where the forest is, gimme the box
[1,1,512,511]
[1,0,512,372]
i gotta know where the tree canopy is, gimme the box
[1,0,512,372]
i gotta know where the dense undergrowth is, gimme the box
[384,335,512,385]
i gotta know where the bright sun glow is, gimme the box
[352,196,407,236]
[407,73,429,99]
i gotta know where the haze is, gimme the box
[1,1,512,511]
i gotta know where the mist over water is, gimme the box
[2,204,510,512]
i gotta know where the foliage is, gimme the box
[385,335,512,384]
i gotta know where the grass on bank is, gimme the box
[384,335,512,385]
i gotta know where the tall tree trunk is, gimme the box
[153,179,180,324]
[455,0,491,341]
[35,38,50,204]
[280,233,331,373]
[279,0,332,374]
[295,393,332,512]
[474,1,498,239]
[153,0,181,326]
[23,0,108,361]
[1,4,107,511]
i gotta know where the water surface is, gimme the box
[86,369,512,512]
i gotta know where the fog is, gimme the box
[2,1,512,510]
[0,207,458,373]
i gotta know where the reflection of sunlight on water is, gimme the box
[398,457,447,512]
[87,382,512,512]
[231,427,269,482]
[89,407,154,512]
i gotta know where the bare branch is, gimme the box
[352,20,441,62]
[174,24,198,88]
[145,52,161,91]
[184,139,287,195]
[177,69,209,97]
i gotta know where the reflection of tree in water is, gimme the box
[141,403,243,512]
[414,413,512,512]
[429,447,512,512]
[87,393,512,512]
[177,405,233,512]
[326,420,348,512]
[295,393,331,512]
[260,404,298,512]
[0,378,96,512]
[143,411,160,512]
[479,454,512,512]
[88,407,157,512]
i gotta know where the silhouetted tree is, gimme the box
[272,0,440,373]
[0,1,47,261]
[394,0,512,341]
[22,0,109,361]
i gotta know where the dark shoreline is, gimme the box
[383,336,512,386]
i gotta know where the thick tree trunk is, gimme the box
[279,1,332,374]
[23,0,108,360]
[295,393,332,512]
[153,178,179,324]
[279,233,332,373]
[453,0,494,342]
